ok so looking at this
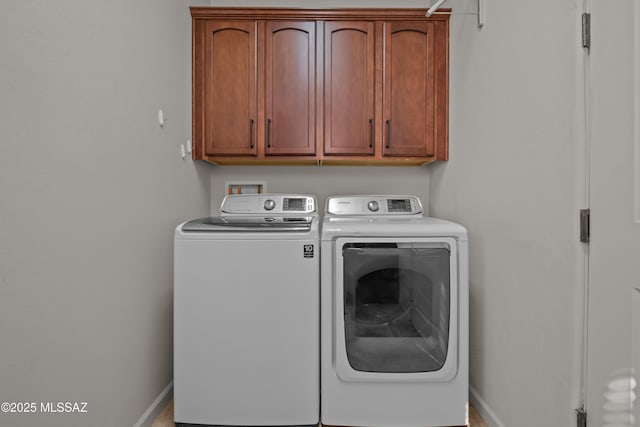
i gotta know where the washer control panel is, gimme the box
[326,195,423,215]
[222,194,316,215]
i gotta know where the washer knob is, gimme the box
[264,199,276,211]
[367,200,379,212]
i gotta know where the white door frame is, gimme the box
[582,1,640,426]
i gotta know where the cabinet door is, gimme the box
[383,22,436,157]
[324,21,375,156]
[202,21,257,156]
[265,21,316,156]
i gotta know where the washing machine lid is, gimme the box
[181,216,315,232]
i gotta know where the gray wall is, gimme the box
[430,0,581,426]
[0,1,210,426]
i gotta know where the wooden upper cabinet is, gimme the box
[324,21,375,156]
[265,21,316,156]
[383,22,436,158]
[198,21,257,157]
[191,8,450,165]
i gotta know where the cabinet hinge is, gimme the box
[580,209,590,243]
[576,407,587,427]
[582,13,591,51]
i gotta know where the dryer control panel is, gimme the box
[221,194,316,215]
[326,196,423,215]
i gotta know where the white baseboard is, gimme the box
[470,385,506,427]
[134,382,500,427]
[133,381,173,427]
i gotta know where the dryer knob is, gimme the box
[264,199,276,211]
[367,201,379,212]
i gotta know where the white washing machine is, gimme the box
[320,195,469,427]
[174,194,319,427]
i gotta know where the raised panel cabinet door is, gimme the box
[203,21,257,156]
[324,21,375,156]
[383,22,436,157]
[265,21,316,156]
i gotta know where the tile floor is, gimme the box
[152,399,488,427]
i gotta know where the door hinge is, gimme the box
[582,13,591,51]
[580,209,590,243]
[576,407,587,427]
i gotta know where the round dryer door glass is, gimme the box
[342,243,451,373]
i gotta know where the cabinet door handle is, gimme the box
[386,119,391,149]
[369,118,374,148]
[267,118,272,148]
[249,119,254,149]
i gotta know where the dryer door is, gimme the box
[334,237,459,382]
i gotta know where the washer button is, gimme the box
[264,199,276,210]
[367,201,379,212]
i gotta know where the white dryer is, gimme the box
[320,195,468,427]
[174,194,319,426]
